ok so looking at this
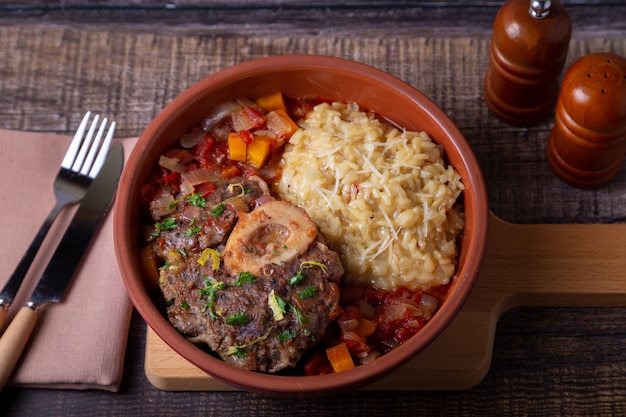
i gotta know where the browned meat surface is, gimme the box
[148,176,343,373]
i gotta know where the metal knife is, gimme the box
[0,142,123,390]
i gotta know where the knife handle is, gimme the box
[0,306,39,390]
[0,307,7,332]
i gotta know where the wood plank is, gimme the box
[0,3,623,38]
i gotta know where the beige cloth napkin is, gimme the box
[0,129,138,391]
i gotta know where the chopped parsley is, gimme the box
[199,272,256,320]
[159,260,171,271]
[289,270,305,285]
[232,271,256,286]
[278,329,296,342]
[289,303,307,325]
[211,203,226,217]
[168,199,179,209]
[199,277,225,320]
[185,226,202,236]
[186,193,207,208]
[297,286,318,299]
[226,312,250,326]
[152,218,177,236]
[228,347,248,359]
[181,301,190,309]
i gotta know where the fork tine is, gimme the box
[80,117,108,176]
[61,111,91,170]
[88,121,116,178]
[71,114,100,173]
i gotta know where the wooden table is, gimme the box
[1,1,625,415]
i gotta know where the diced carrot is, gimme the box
[139,246,160,285]
[246,135,274,168]
[228,132,247,162]
[354,317,377,338]
[266,109,299,141]
[255,92,287,112]
[326,342,355,373]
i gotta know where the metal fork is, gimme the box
[0,112,116,328]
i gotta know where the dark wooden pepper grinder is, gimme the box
[483,0,572,125]
[547,53,626,188]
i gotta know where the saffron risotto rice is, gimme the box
[275,101,465,291]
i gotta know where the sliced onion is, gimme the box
[180,178,194,196]
[180,130,205,149]
[212,125,231,141]
[338,318,359,332]
[159,155,185,173]
[383,301,407,321]
[149,191,177,220]
[404,303,424,317]
[252,129,276,139]
[383,300,423,321]
[201,101,241,132]
[181,168,220,186]
[236,97,257,108]
[419,293,439,318]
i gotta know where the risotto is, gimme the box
[275,101,465,291]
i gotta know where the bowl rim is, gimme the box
[114,54,489,395]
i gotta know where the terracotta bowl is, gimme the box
[114,55,489,396]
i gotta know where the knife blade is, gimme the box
[0,142,123,390]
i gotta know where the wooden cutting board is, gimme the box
[144,212,626,391]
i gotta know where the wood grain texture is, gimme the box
[1,27,624,223]
[0,2,626,416]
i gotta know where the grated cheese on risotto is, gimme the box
[274,101,464,291]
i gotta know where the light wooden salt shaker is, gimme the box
[483,0,572,125]
[546,52,626,188]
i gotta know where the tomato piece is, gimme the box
[239,130,254,144]
[192,136,217,167]
[160,170,180,187]
[303,351,334,376]
[394,315,423,343]
[195,181,216,197]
